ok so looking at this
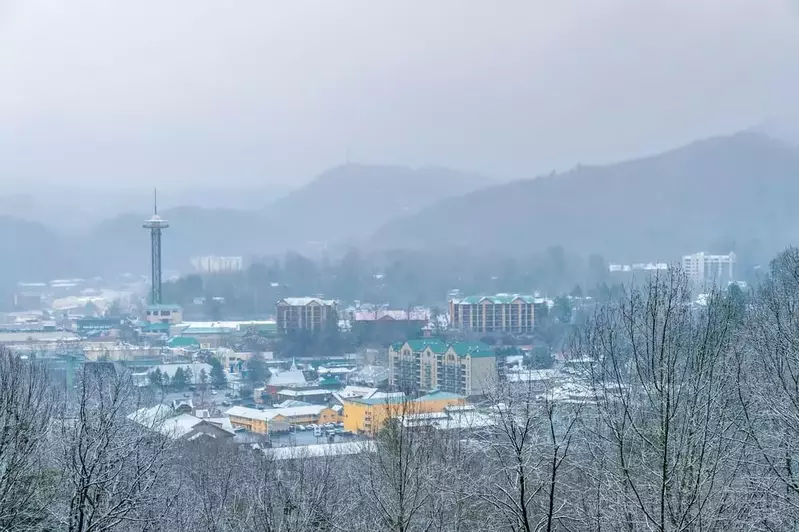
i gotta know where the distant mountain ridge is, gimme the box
[0,215,83,287]
[4,135,799,285]
[370,132,799,261]
[266,163,491,244]
[74,164,494,275]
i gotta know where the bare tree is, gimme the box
[0,349,57,531]
[424,431,488,532]
[56,364,174,532]
[245,449,352,532]
[354,398,445,532]
[572,269,745,531]
[739,247,799,528]
[476,378,582,532]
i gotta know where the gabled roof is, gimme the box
[455,294,535,305]
[268,368,307,387]
[278,297,336,307]
[398,340,495,359]
[127,407,235,440]
[404,339,448,354]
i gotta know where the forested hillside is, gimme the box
[372,132,799,260]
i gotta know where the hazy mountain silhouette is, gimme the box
[751,116,799,147]
[76,164,491,274]
[370,132,799,261]
[86,207,271,274]
[264,163,492,245]
[6,136,799,284]
[0,215,83,287]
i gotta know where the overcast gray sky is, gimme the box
[1,0,798,188]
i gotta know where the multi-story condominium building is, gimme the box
[275,297,337,335]
[449,294,535,334]
[388,339,497,397]
[190,256,244,273]
[681,252,736,286]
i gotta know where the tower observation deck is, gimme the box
[142,190,169,305]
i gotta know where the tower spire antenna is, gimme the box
[143,191,169,305]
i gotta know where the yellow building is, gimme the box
[272,406,340,426]
[342,390,465,436]
[226,406,270,433]
[388,340,497,397]
[225,405,341,434]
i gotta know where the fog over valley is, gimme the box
[6,4,799,531]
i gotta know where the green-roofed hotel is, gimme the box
[449,293,536,334]
[388,340,498,397]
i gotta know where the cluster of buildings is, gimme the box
[609,251,737,288]
[159,383,467,439]
[1,197,585,456]
[124,350,600,453]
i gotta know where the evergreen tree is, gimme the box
[183,367,194,387]
[171,367,189,390]
[209,358,227,388]
[148,368,163,388]
[552,296,573,324]
[246,353,270,386]
[529,345,554,369]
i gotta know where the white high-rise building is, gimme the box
[190,256,244,274]
[681,252,736,286]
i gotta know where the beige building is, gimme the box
[388,340,497,397]
[449,294,535,334]
[276,297,337,335]
[144,304,183,325]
